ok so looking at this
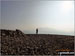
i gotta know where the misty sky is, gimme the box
[1,0,74,35]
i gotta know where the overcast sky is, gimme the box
[1,0,74,35]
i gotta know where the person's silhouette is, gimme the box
[36,28,38,34]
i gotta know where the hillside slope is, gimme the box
[0,29,74,55]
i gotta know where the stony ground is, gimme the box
[0,29,74,55]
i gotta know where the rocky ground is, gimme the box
[0,29,74,55]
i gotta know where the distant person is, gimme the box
[36,28,38,34]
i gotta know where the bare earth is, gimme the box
[0,29,74,55]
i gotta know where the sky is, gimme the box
[1,0,74,35]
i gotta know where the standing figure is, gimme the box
[36,28,38,34]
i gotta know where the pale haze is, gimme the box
[1,0,74,35]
